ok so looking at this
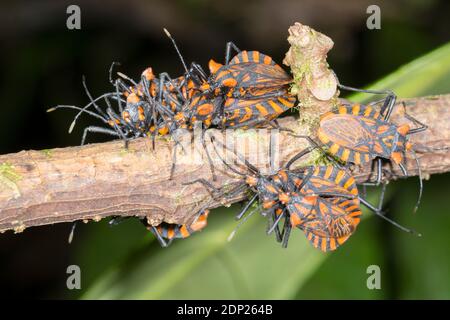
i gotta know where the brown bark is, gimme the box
[0,94,449,234]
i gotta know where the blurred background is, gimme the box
[0,0,449,299]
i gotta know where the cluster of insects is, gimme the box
[52,30,427,251]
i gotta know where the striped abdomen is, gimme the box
[302,197,361,252]
[220,92,295,128]
[212,50,293,97]
[149,210,210,241]
[318,103,397,165]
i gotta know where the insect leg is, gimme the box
[410,149,423,213]
[398,162,408,176]
[148,225,170,247]
[361,158,383,186]
[360,184,367,199]
[236,193,258,220]
[359,197,420,236]
[337,83,397,120]
[164,28,189,75]
[267,208,285,241]
[103,96,131,144]
[402,102,428,134]
[189,62,209,85]
[108,61,131,95]
[225,41,241,64]
[286,134,342,168]
[159,72,185,103]
[284,146,315,170]
[281,218,292,248]
[182,178,229,201]
[81,126,121,146]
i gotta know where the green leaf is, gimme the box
[80,206,325,299]
[349,42,450,101]
[78,41,450,300]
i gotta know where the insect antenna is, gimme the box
[410,149,423,213]
[109,62,120,85]
[104,100,129,141]
[284,146,314,170]
[164,28,190,75]
[235,193,258,220]
[267,208,286,235]
[227,206,259,242]
[336,82,396,119]
[69,78,122,133]
[117,72,138,87]
[47,105,108,125]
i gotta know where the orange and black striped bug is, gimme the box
[202,49,293,98]
[49,28,207,147]
[187,135,363,249]
[105,209,210,247]
[50,29,297,148]
[260,159,360,250]
[48,64,169,145]
[269,168,419,251]
[204,47,296,128]
[196,135,418,251]
[271,166,361,250]
[48,73,138,146]
[49,50,216,176]
[317,90,428,211]
[163,31,296,130]
[145,210,210,247]
[271,133,422,250]
[281,194,361,251]
[184,135,307,241]
[216,88,296,129]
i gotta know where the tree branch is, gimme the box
[0,94,449,233]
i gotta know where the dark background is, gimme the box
[0,0,449,299]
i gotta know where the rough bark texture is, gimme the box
[0,95,449,234]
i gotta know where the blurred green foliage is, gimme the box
[72,42,450,299]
